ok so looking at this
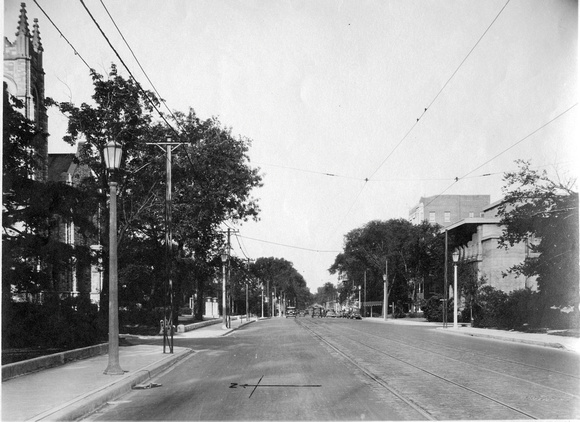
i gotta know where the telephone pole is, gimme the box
[222,228,238,327]
[147,137,183,353]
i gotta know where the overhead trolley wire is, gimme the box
[423,103,578,209]
[367,0,511,182]
[321,0,512,242]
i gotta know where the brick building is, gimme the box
[409,195,491,228]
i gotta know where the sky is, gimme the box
[3,0,578,293]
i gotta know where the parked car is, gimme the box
[350,308,362,319]
[286,306,296,318]
[326,309,337,318]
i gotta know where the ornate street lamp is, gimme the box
[221,252,228,329]
[103,140,124,375]
[452,250,460,329]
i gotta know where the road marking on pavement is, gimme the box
[230,375,322,398]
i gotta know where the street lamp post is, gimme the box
[103,141,124,375]
[452,250,459,329]
[358,285,361,310]
[221,252,228,329]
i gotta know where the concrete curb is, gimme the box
[438,328,569,351]
[220,319,256,336]
[2,343,109,381]
[177,318,222,333]
[27,347,194,422]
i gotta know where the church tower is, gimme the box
[4,2,49,181]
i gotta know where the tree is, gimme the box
[3,83,96,297]
[47,66,263,322]
[3,83,101,350]
[497,160,578,323]
[329,219,444,313]
[314,282,337,306]
[252,257,310,314]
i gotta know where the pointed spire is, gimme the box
[32,18,43,52]
[16,3,30,37]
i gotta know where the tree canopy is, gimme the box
[251,257,311,312]
[3,83,96,297]
[330,219,444,312]
[497,160,578,311]
[46,66,263,319]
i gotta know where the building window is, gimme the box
[469,212,474,218]
[429,211,436,223]
[444,211,450,223]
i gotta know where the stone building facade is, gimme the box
[4,2,49,181]
[446,199,537,293]
[4,4,101,304]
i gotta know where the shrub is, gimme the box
[473,285,508,328]
[423,294,444,322]
[3,296,106,350]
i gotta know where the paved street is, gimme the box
[84,317,580,421]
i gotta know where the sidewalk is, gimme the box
[1,317,256,421]
[365,316,580,354]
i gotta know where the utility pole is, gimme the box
[222,228,238,327]
[147,137,183,354]
[444,229,449,328]
[383,259,388,321]
[363,269,367,317]
[246,258,253,321]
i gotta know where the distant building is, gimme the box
[409,195,491,227]
[445,199,537,293]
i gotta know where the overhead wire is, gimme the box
[423,103,578,209]
[79,0,180,138]
[98,0,185,133]
[88,0,202,181]
[33,0,92,70]
[239,235,340,253]
[366,0,511,181]
[321,0,512,243]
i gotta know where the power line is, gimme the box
[98,0,185,133]
[234,233,251,261]
[79,0,179,137]
[239,235,339,253]
[33,0,92,70]
[367,0,511,181]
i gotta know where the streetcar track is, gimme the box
[356,322,579,380]
[332,322,580,400]
[297,319,541,420]
[305,318,579,380]
[297,319,436,421]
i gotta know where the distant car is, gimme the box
[326,309,337,318]
[286,307,296,318]
[311,308,323,318]
[350,308,362,319]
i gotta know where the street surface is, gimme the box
[85,318,580,421]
